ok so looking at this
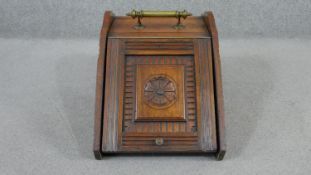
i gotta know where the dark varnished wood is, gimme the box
[112,39,206,152]
[93,11,114,159]
[203,11,226,160]
[194,39,217,152]
[94,11,226,160]
[102,38,124,152]
[123,55,196,132]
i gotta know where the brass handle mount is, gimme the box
[126,10,192,30]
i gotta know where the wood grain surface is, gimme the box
[94,11,225,160]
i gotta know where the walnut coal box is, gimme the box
[93,10,226,160]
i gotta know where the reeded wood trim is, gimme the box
[202,11,226,160]
[93,11,114,160]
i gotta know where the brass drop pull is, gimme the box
[155,138,164,146]
[126,10,192,30]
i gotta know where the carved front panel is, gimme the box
[136,64,185,121]
[121,55,199,149]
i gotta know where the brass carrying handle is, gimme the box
[126,10,192,29]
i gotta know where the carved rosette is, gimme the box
[143,75,177,109]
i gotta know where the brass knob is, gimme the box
[155,138,164,146]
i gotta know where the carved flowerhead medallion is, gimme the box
[143,75,177,109]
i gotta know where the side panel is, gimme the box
[93,11,113,159]
[203,11,226,160]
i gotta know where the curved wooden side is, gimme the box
[93,11,114,160]
[202,11,226,160]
